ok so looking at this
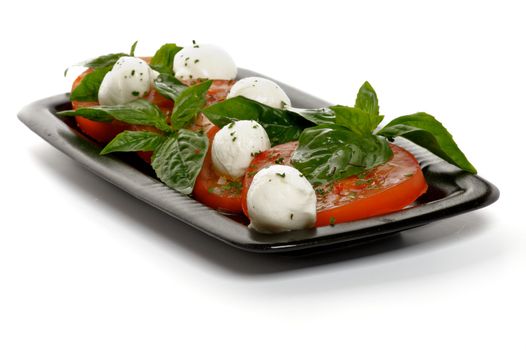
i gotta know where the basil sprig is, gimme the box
[292,82,392,184]
[292,81,476,184]
[203,96,311,146]
[59,74,212,194]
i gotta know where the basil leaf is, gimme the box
[377,112,477,173]
[203,96,312,146]
[70,66,112,102]
[100,131,166,155]
[84,53,127,70]
[151,129,208,195]
[171,80,212,130]
[331,105,378,136]
[286,106,336,125]
[61,100,171,132]
[330,82,383,134]
[355,81,380,118]
[56,108,112,122]
[150,43,182,75]
[355,81,383,130]
[129,41,138,56]
[153,73,187,101]
[291,125,393,185]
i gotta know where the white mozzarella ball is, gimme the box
[227,77,291,109]
[247,165,316,233]
[211,120,271,179]
[173,44,237,81]
[98,56,153,106]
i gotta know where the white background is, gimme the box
[2,1,524,349]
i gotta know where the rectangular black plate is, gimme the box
[18,69,499,253]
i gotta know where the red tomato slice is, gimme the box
[242,142,428,227]
[192,126,244,213]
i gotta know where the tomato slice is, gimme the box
[192,126,244,213]
[242,142,428,227]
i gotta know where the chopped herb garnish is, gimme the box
[131,70,135,76]
[329,217,336,226]
[290,213,294,220]
[276,172,286,178]
[131,91,140,96]
[221,181,243,194]
[274,157,284,164]
[228,122,235,129]
[194,59,199,64]
[232,137,237,142]
[355,178,373,186]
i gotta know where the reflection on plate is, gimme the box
[18,69,499,253]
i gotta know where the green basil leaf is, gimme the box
[151,130,208,195]
[377,112,477,173]
[355,81,383,130]
[355,81,380,118]
[203,96,312,146]
[84,53,127,70]
[62,100,171,132]
[56,108,113,122]
[291,124,393,185]
[150,43,183,75]
[331,105,378,136]
[153,73,187,101]
[331,82,383,134]
[286,106,336,125]
[100,131,166,155]
[129,41,138,56]
[171,80,212,130]
[70,66,112,102]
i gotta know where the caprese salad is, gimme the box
[58,41,476,233]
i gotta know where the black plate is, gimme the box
[18,69,499,253]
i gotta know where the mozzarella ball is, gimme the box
[211,120,271,178]
[173,44,237,81]
[98,56,154,106]
[247,165,316,233]
[227,77,291,109]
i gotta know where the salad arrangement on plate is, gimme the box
[58,41,476,233]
